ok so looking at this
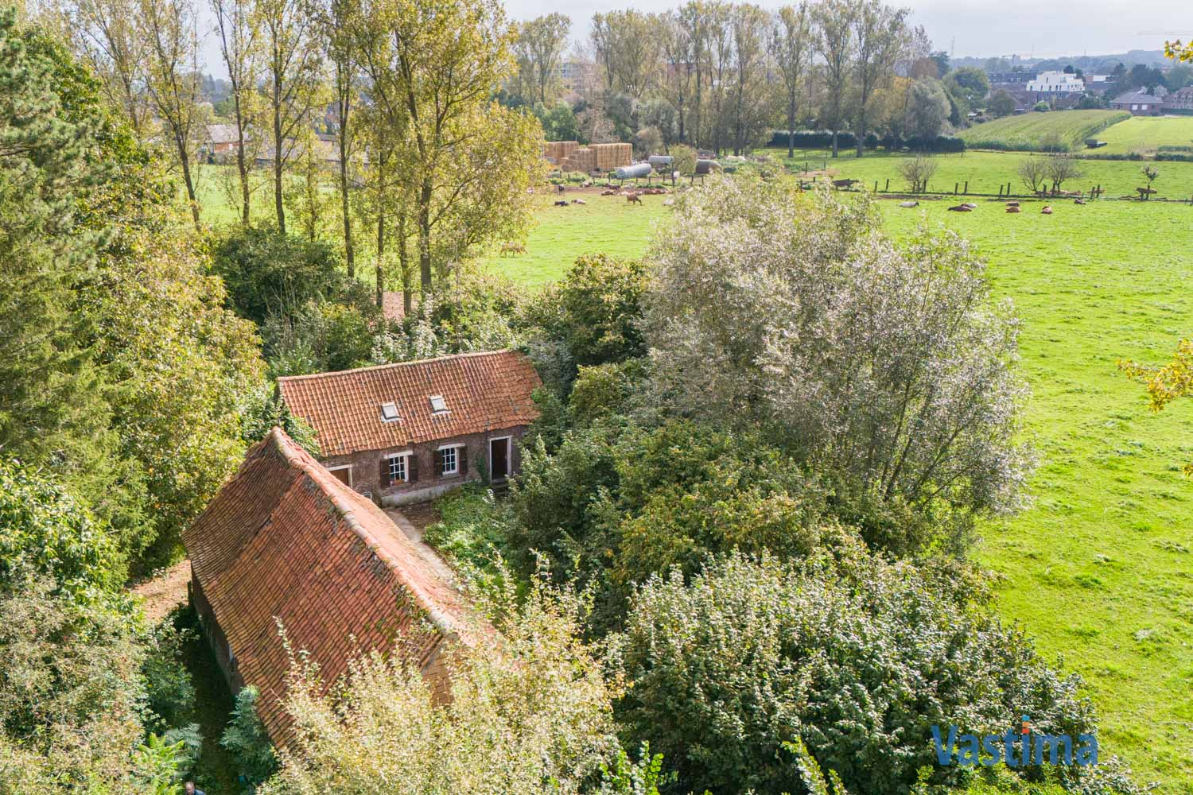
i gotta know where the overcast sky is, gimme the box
[511,0,1193,59]
[200,0,1193,77]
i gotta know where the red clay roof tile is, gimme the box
[277,350,541,458]
[182,428,485,746]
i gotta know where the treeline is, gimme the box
[52,0,544,306]
[503,0,985,158]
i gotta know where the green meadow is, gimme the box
[1097,115,1193,155]
[957,110,1131,152]
[486,181,1193,792]
[769,147,1193,198]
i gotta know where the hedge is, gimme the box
[770,130,966,153]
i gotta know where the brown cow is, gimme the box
[1041,205,1053,215]
[500,242,526,257]
[627,193,643,205]
[947,204,972,212]
[1006,205,1021,214]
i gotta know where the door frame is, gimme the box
[488,436,512,481]
[326,464,353,487]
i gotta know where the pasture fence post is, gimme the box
[874,181,878,193]
[954,183,958,194]
[964,181,969,194]
[885,178,889,192]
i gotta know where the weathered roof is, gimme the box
[1111,90,1161,105]
[277,350,542,457]
[182,428,484,745]
[205,123,240,145]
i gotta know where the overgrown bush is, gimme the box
[259,578,621,794]
[645,178,1032,555]
[616,549,1133,795]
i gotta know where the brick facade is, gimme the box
[319,425,529,506]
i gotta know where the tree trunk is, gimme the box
[398,211,411,316]
[832,128,839,158]
[177,135,201,229]
[787,98,795,159]
[417,177,433,298]
[856,108,867,158]
[375,150,386,308]
[233,92,250,225]
[273,80,286,234]
[339,104,354,278]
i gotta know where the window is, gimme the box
[429,395,448,414]
[387,454,407,483]
[380,402,400,422]
[439,446,458,476]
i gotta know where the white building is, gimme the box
[1027,71,1086,93]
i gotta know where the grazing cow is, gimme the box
[1041,206,1053,215]
[1006,205,1021,213]
[627,193,643,205]
[832,178,858,190]
[898,200,919,208]
[554,200,569,207]
[1005,201,1020,207]
[500,242,525,257]
[947,204,972,212]
[556,184,566,193]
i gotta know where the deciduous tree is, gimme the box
[771,3,811,160]
[211,0,262,225]
[851,0,907,157]
[812,0,855,157]
[514,13,571,105]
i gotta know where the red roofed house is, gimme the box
[277,350,541,506]
[183,427,485,746]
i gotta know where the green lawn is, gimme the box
[480,186,1193,792]
[484,191,671,287]
[1097,116,1193,155]
[766,148,1193,200]
[958,110,1131,152]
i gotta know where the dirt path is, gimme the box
[131,559,191,623]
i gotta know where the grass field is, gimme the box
[958,110,1131,152]
[765,148,1193,199]
[1096,116,1193,155]
[485,192,1193,792]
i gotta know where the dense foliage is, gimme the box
[615,550,1135,794]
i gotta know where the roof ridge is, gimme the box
[265,427,468,640]
[276,349,522,383]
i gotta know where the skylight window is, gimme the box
[380,402,400,422]
[429,395,448,414]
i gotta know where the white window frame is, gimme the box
[385,450,412,483]
[437,443,462,476]
[326,464,353,487]
[488,435,512,480]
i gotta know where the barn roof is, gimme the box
[182,428,485,745]
[277,350,542,458]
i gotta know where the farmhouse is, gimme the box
[1165,86,1193,112]
[1110,90,1164,116]
[277,350,541,506]
[201,123,241,162]
[183,427,485,746]
[1027,71,1086,94]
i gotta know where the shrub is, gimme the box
[646,179,1032,554]
[220,686,278,787]
[258,578,621,794]
[210,226,368,325]
[616,549,1128,795]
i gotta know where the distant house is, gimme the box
[1027,71,1086,94]
[1110,90,1164,116]
[277,350,542,506]
[183,428,485,746]
[1166,87,1193,112]
[201,124,241,162]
